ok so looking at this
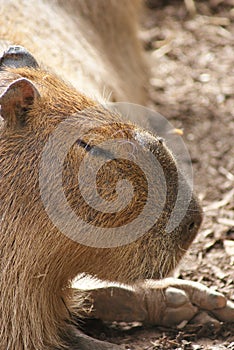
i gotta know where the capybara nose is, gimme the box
[179,195,203,249]
[188,203,203,233]
[134,127,203,244]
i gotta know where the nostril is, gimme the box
[188,221,195,231]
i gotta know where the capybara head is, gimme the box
[0,68,202,278]
[0,46,202,349]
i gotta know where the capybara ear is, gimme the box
[0,78,40,128]
[0,45,39,70]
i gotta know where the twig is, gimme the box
[184,0,197,16]
[204,189,234,212]
[217,218,234,227]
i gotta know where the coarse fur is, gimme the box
[0,66,202,350]
[0,0,148,104]
[0,1,203,350]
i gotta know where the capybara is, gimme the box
[0,1,232,350]
[0,46,203,350]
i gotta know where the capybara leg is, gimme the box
[79,278,234,326]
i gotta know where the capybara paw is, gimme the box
[143,278,234,325]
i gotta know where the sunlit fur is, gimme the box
[0,0,148,104]
[0,67,202,350]
[0,1,202,349]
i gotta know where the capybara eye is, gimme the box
[76,138,114,160]
[76,139,92,152]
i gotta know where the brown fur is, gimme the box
[0,66,202,350]
[0,1,202,349]
[0,0,149,104]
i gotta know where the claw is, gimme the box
[165,287,189,307]
[212,300,234,322]
[162,304,198,326]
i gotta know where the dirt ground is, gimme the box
[83,1,234,349]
